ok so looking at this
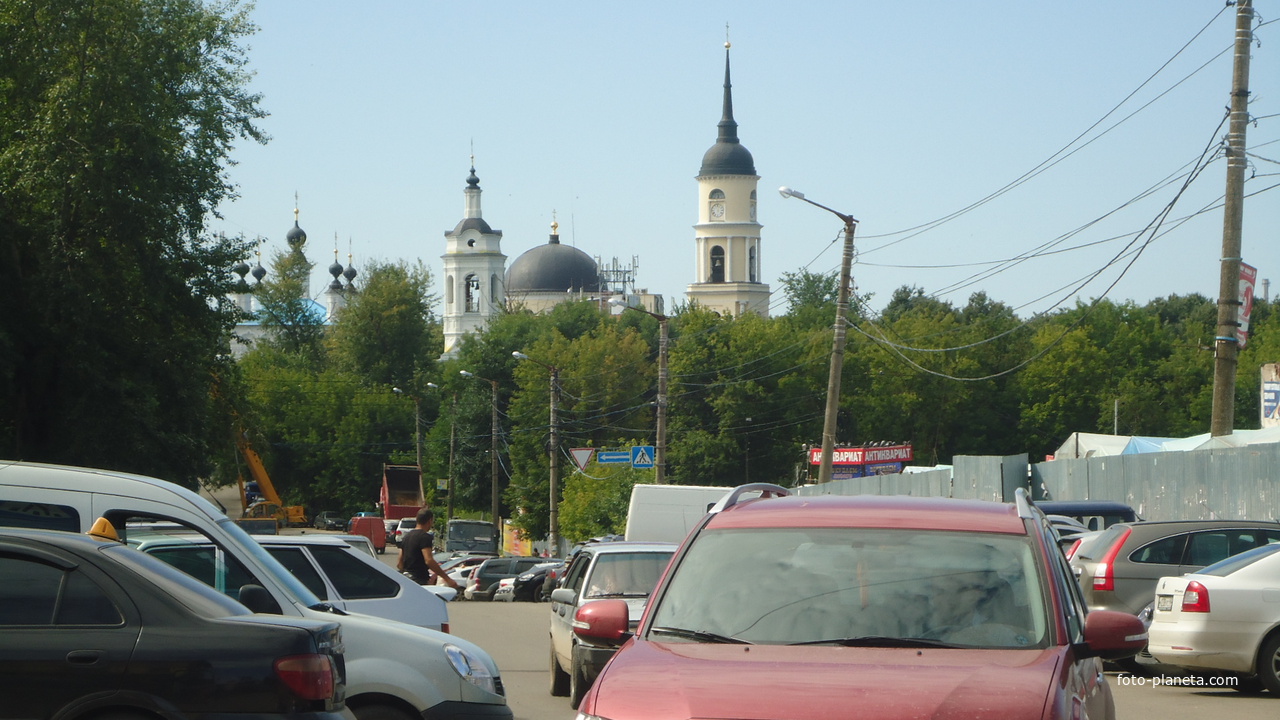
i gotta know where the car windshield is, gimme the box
[647,527,1049,649]
[1195,542,1280,576]
[585,552,673,599]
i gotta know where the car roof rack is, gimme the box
[1014,487,1037,520]
[709,483,791,514]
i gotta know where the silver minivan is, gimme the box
[0,460,512,720]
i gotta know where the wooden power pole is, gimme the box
[1210,0,1254,437]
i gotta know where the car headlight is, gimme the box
[518,573,534,581]
[443,644,497,694]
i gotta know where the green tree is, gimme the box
[557,464,644,543]
[327,260,441,387]
[0,0,265,483]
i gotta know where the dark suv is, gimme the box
[1070,519,1280,615]
[571,484,1146,720]
[466,556,548,601]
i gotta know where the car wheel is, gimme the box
[550,642,570,696]
[569,646,588,709]
[376,546,385,555]
[1257,632,1280,695]
[352,704,414,720]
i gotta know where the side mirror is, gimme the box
[238,583,282,614]
[1079,609,1148,660]
[572,599,630,647]
[550,587,577,605]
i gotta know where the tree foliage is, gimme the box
[0,0,264,483]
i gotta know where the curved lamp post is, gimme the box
[779,186,858,484]
[460,370,501,525]
[512,351,561,555]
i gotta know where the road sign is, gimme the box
[597,451,631,464]
[569,448,595,471]
[631,445,655,469]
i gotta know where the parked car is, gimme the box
[510,560,562,602]
[1037,500,1140,532]
[333,532,377,557]
[0,527,347,720]
[383,518,398,544]
[492,577,516,602]
[442,554,490,590]
[0,460,513,720]
[313,510,347,531]
[572,483,1146,720]
[549,541,675,707]
[465,556,549,601]
[394,517,417,546]
[346,515,387,555]
[129,530,453,631]
[1148,542,1280,694]
[1069,519,1280,616]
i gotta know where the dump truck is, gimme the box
[381,464,425,520]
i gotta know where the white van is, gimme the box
[0,460,512,720]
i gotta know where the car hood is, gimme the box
[589,641,1060,720]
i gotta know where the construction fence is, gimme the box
[795,444,1280,522]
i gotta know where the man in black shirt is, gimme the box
[396,508,460,589]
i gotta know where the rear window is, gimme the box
[1076,524,1131,561]
[1197,543,1280,576]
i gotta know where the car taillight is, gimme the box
[1181,581,1211,613]
[1065,538,1083,560]
[275,654,335,700]
[1091,527,1131,592]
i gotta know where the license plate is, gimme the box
[1157,595,1173,612]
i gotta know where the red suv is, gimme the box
[572,484,1146,720]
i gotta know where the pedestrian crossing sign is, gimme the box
[631,445,655,469]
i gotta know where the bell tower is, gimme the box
[441,161,506,358]
[685,42,770,317]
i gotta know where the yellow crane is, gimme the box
[235,432,307,528]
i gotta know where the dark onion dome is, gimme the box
[343,263,357,282]
[286,220,307,249]
[329,260,344,279]
[506,234,602,293]
[251,263,267,282]
[699,44,755,177]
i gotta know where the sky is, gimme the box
[210,1,1280,320]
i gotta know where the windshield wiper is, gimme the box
[790,636,961,648]
[650,626,752,644]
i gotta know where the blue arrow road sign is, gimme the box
[597,451,631,464]
[631,446,655,469]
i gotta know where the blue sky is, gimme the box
[211,1,1279,318]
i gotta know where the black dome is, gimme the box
[506,239,601,293]
[700,141,756,176]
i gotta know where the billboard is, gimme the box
[1263,363,1280,429]
[808,444,914,465]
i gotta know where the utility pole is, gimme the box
[1210,0,1254,437]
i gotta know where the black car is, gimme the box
[0,528,348,720]
[467,556,549,601]
[510,558,562,602]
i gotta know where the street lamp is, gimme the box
[391,387,422,472]
[512,351,561,556]
[779,186,858,484]
[460,370,501,525]
[609,298,669,484]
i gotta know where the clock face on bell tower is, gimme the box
[710,202,725,219]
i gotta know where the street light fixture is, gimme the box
[460,370,501,525]
[391,387,423,472]
[779,186,858,484]
[609,298,669,483]
[512,351,561,556]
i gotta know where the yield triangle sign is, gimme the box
[570,448,595,471]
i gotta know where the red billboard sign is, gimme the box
[809,445,914,465]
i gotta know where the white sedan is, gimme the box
[1148,542,1280,694]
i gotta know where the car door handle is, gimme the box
[66,650,104,665]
